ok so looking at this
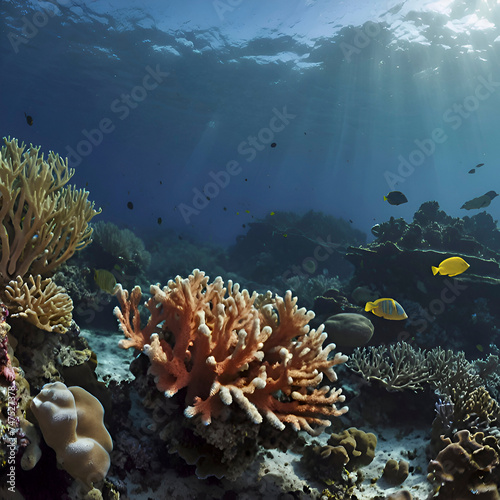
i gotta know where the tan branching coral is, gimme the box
[0,137,100,282]
[114,269,348,435]
[4,275,73,333]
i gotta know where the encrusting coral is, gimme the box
[3,274,73,333]
[302,427,377,480]
[0,137,100,283]
[427,429,500,499]
[114,269,348,435]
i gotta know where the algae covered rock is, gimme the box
[301,427,377,483]
[382,458,410,485]
[328,427,377,470]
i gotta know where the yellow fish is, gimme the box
[94,269,117,294]
[431,257,469,277]
[365,298,408,320]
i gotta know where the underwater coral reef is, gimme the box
[3,138,500,500]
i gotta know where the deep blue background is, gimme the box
[2,0,499,247]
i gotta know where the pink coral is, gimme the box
[0,312,15,383]
[114,270,348,435]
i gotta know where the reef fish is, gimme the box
[461,191,498,210]
[384,191,408,206]
[431,256,470,277]
[365,298,408,320]
[94,269,117,294]
[25,112,33,126]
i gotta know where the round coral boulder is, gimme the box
[324,313,374,347]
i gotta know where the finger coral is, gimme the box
[114,269,348,435]
[0,137,100,283]
[4,275,73,333]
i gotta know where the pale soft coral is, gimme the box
[0,137,100,283]
[114,269,348,435]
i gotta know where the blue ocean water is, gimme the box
[2,0,499,246]
[4,3,500,499]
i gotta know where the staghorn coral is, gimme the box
[348,342,485,402]
[0,137,100,283]
[348,342,436,391]
[3,275,73,334]
[114,269,348,436]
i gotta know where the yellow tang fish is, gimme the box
[365,298,408,321]
[432,257,469,277]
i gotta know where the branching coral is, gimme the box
[348,342,484,398]
[4,275,73,333]
[114,269,348,435]
[348,342,437,391]
[349,341,500,446]
[0,137,100,283]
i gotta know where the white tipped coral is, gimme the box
[115,270,348,435]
